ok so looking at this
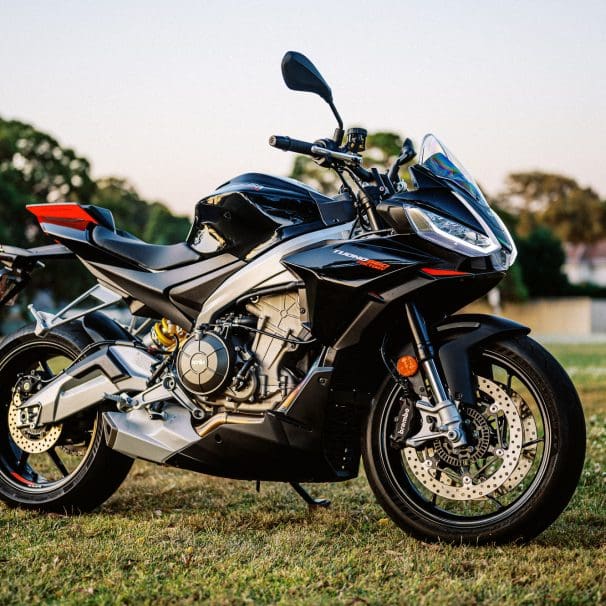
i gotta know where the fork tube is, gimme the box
[404,302,449,403]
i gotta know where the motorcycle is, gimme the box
[0,51,585,543]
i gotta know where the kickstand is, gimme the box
[289,482,331,509]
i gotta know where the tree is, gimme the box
[142,203,190,244]
[290,131,411,194]
[0,116,191,311]
[498,172,605,244]
[92,177,190,243]
[0,117,96,244]
[498,262,529,302]
[516,227,569,297]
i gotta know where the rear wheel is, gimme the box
[363,335,586,544]
[0,324,133,512]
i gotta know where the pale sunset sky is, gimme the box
[1,1,604,215]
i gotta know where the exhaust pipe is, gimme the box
[103,408,263,463]
[103,405,201,463]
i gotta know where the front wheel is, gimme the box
[363,335,586,544]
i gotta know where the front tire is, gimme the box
[362,335,586,544]
[0,323,133,512]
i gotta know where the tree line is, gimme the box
[0,116,190,307]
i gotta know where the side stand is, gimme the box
[289,482,331,508]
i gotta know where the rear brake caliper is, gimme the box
[8,374,62,454]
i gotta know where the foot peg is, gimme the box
[289,482,330,508]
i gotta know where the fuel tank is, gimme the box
[186,173,355,261]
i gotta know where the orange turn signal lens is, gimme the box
[396,355,419,377]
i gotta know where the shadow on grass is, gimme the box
[97,475,606,548]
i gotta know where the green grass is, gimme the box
[1,343,605,605]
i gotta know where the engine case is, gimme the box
[176,332,233,395]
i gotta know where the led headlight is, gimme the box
[404,206,500,257]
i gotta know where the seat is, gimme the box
[92,225,201,271]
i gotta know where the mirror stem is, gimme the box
[328,101,344,145]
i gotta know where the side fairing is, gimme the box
[282,236,435,344]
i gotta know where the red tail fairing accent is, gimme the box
[26,203,99,232]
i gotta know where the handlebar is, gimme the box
[268,135,314,155]
[269,135,363,165]
[269,134,382,229]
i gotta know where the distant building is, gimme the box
[564,241,606,286]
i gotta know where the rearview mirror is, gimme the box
[281,51,333,104]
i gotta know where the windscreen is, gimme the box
[418,134,514,253]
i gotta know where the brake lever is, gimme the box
[310,145,362,165]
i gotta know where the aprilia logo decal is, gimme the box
[334,248,390,271]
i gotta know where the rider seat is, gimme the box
[90,206,201,271]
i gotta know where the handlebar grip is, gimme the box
[269,135,314,155]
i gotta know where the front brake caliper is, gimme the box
[390,395,415,449]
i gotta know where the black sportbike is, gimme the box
[0,52,585,543]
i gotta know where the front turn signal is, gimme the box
[396,355,419,377]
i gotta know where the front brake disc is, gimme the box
[403,376,524,500]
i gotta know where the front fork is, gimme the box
[404,302,467,449]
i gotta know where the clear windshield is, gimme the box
[418,134,489,206]
[416,134,515,257]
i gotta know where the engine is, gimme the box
[173,290,310,411]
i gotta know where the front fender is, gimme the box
[433,314,530,405]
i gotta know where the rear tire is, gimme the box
[0,323,133,512]
[362,335,586,544]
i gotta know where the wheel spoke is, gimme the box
[431,470,442,505]
[47,447,69,477]
[522,437,544,449]
[38,359,53,377]
[486,493,505,510]
[16,450,29,472]
[506,371,513,396]
[472,456,497,479]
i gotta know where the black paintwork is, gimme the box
[5,160,520,486]
[433,314,530,405]
[167,367,363,482]
[283,232,503,347]
[85,254,244,330]
[187,173,355,260]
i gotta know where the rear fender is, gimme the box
[81,310,133,343]
[0,244,73,306]
[434,314,530,405]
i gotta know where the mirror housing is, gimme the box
[281,51,344,143]
[281,51,333,103]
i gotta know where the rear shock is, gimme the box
[150,318,188,351]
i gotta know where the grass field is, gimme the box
[1,342,604,605]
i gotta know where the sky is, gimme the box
[1,1,605,216]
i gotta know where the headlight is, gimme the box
[404,206,500,258]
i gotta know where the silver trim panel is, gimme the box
[196,222,353,325]
[33,345,157,425]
